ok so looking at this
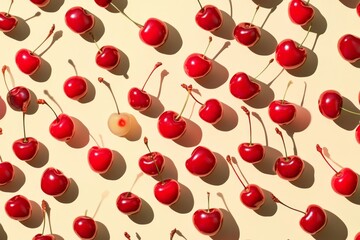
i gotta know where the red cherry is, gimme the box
[40,167,70,197]
[5,195,32,221]
[0,0,17,32]
[94,0,111,8]
[65,7,95,34]
[13,137,39,161]
[139,137,165,176]
[195,4,223,32]
[318,90,342,120]
[186,146,217,177]
[128,62,162,111]
[192,192,223,236]
[356,123,360,144]
[0,161,14,185]
[63,76,88,100]
[288,0,315,26]
[355,232,360,240]
[139,18,168,48]
[337,34,360,63]
[73,216,97,240]
[88,146,113,174]
[116,192,142,215]
[275,39,307,69]
[157,111,186,140]
[30,0,50,7]
[95,45,121,70]
[357,3,360,17]
[154,178,180,205]
[33,234,55,240]
[233,6,261,47]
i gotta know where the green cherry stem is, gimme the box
[203,36,212,56]
[98,77,120,115]
[254,58,274,79]
[141,62,162,91]
[196,0,203,10]
[241,106,253,145]
[281,81,293,104]
[298,25,312,48]
[38,99,59,122]
[276,128,288,160]
[250,5,260,27]
[110,2,142,28]
[341,107,360,116]
[181,84,203,105]
[175,85,191,121]
[7,0,14,16]
[144,137,163,182]
[33,24,55,54]
[271,194,306,214]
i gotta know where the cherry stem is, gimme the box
[89,32,102,53]
[124,232,131,240]
[7,0,14,16]
[281,81,293,104]
[22,111,28,142]
[316,144,338,174]
[242,106,253,144]
[89,133,101,147]
[207,192,211,212]
[254,58,274,79]
[203,36,212,56]
[226,155,246,189]
[38,99,59,121]
[127,172,143,197]
[306,0,310,5]
[170,228,177,240]
[271,194,306,214]
[33,24,55,54]
[275,128,288,160]
[181,84,203,105]
[144,137,163,182]
[175,85,191,121]
[68,59,78,76]
[41,200,52,235]
[110,2,142,28]
[98,77,120,114]
[341,107,360,116]
[1,65,10,92]
[298,25,312,48]
[141,62,162,91]
[196,0,203,10]
[250,5,260,27]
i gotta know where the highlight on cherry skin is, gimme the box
[185,145,217,177]
[0,155,15,186]
[5,194,32,221]
[337,34,360,63]
[87,143,114,174]
[40,167,70,197]
[288,0,315,26]
[0,0,18,33]
[116,191,142,215]
[73,214,98,240]
[65,6,95,35]
[233,5,261,47]
[139,137,165,176]
[63,61,88,100]
[194,0,223,32]
[153,178,181,206]
[30,0,51,8]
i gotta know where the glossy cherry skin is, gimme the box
[268,100,296,125]
[0,161,14,185]
[288,0,315,26]
[357,3,360,17]
[41,167,70,197]
[337,34,360,63]
[32,234,55,240]
[355,232,360,240]
[240,184,265,210]
[63,76,88,100]
[49,114,75,142]
[95,45,120,70]
[157,111,186,140]
[331,168,358,197]
[192,208,223,236]
[88,146,113,174]
[184,53,212,79]
[318,90,342,120]
[65,7,95,34]
[356,124,360,144]
[12,137,39,161]
[274,156,304,181]
[275,39,307,69]
[73,216,97,240]
[139,18,168,48]
[199,99,223,124]
[195,5,223,32]
[7,86,31,111]
[15,49,41,75]
[128,87,151,111]
[0,12,17,32]
[300,205,327,235]
[30,0,51,7]
[233,23,261,47]
[229,72,260,101]
[116,192,142,215]
[186,146,217,177]
[238,143,265,164]
[138,152,165,176]
[5,195,32,221]
[94,0,111,8]
[154,179,180,205]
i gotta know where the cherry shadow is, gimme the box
[196,60,229,89]
[95,221,110,240]
[39,0,65,12]
[0,224,7,240]
[140,94,164,118]
[106,0,128,12]
[156,69,169,99]
[124,114,142,141]
[290,160,315,188]
[156,22,183,55]
[280,104,311,133]
[109,49,130,79]
[339,0,358,8]
[21,200,42,228]
[0,97,7,119]
[55,178,79,204]
[346,173,360,205]
[4,16,31,41]
[211,208,240,240]
[245,79,275,109]
[128,197,154,224]
[153,156,178,181]
[30,57,52,82]
[334,97,360,130]
[213,102,238,131]
[286,46,318,77]
[78,78,96,104]
[53,234,64,240]
[313,210,348,240]
[201,152,230,185]
[26,89,39,115]
[174,118,202,147]
[0,165,26,192]
[212,10,236,40]
[252,0,283,8]
[66,117,90,148]
[302,6,327,51]
[255,188,277,216]
[170,182,194,213]
[252,112,269,145]
[254,146,281,175]
[27,142,49,168]
[101,150,126,180]
[81,12,105,42]
[249,28,278,55]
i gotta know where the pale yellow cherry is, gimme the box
[107,112,132,137]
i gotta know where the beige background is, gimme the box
[0,0,360,239]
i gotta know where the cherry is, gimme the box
[230,58,273,101]
[30,0,50,7]
[268,81,296,125]
[12,108,39,161]
[32,200,55,240]
[337,34,360,63]
[5,194,32,221]
[183,36,212,79]
[87,135,113,174]
[226,155,265,210]
[316,144,358,197]
[38,99,75,142]
[15,24,55,75]
[194,0,223,32]
[192,192,223,236]
[128,62,162,111]
[182,84,223,124]
[139,137,165,176]
[288,0,315,26]
[94,0,111,8]
[64,60,88,100]
[356,123,360,144]
[116,173,142,215]
[0,0,17,32]
[272,194,327,235]
[186,145,217,177]
[357,3,360,17]
[233,5,261,47]
[0,155,14,186]
[274,128,304,181]
[275,26,311,69]
[73,215,97,240]
[355,232,360,240]
[65,7,94,34]
[238,106,265,164]
[98,77,134,137]
[41,167,70,197]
